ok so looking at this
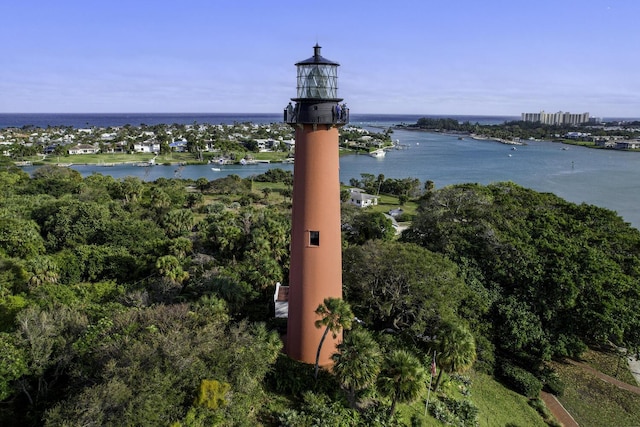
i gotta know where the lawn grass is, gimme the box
[28,151,291,166]
[394,370,547,426]
[34,152,192,165]
[369,194,419,218]
[579,346,638,386]
[550,358,640,427]
[469,370,547,427]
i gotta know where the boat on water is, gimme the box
[369,149,386,158]
[135,157,156,167]
[211,167,221,172]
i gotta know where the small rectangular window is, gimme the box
[309,230,320,246]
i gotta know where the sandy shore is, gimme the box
[469,134,524,145]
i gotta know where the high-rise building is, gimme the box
[284,45,349,366]
[521,110,589,125]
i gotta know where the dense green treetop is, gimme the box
[403,182,640,363]
[1,162,639,425]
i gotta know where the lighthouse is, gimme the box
[284,45,349,366]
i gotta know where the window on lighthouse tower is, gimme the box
[309,230,320,246]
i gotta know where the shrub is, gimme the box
[195,379,230,410]
[266,354,338,397]
[429,400,456,425]
[528,397,550,418]
[542,373,565,397]
[277,392,360,427]
[497,362,542,398]
[429,397,479,427]
[553,334,587,358]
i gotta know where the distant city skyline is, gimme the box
[1,0,638,117]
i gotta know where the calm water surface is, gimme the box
[340,130,640,229]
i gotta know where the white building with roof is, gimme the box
[349,188,378,208]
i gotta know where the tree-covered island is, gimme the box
[1,142,640,425]
[399,117,640,149]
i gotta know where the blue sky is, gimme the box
[1,0,638,117]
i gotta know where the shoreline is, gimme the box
[393,126,525,145]
[469,134,524,145]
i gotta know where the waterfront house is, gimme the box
[254,138,280,152]
[44,144,58,154]
[169,140,188,152]
[616,140,640,150]
[133,141,161,153]
[102,141,127,154]
[595,139,617,148]
[68,143,99,155]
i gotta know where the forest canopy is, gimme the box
[1,160,639,425]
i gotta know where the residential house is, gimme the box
[102,141,127,154]
[349,188,378,208]
[388,208,404,218]
[595,140,617,148]
[170,140,188,152]
[616,140,640,150]
[68,143,100,155]
[255,138,279,152]
[133,141,160,153]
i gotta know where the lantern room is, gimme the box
[295,44,339,100]
[284,44,349,125]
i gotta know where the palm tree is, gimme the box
[155,255,189,285]
[377,349,426,416]
[433,322,476,391]
[314,297,353,379]
[331,327,382,407]
[26,255,59,288]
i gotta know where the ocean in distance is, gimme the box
[0,112,519,128]
[7,112,640,229]
[2,112,638,129]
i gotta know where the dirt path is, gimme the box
[566,359,640,395]
[540,390,579,427]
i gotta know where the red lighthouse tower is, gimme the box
[284,45,349,366]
